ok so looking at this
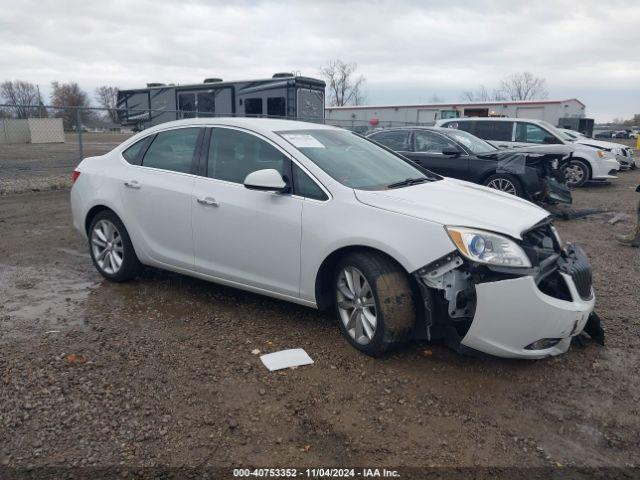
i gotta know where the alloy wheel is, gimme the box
[336,267,377,345]
[91,219,124,275]
[486,178,517,195]
[564,164,585,185]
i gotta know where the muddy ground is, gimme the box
[0,149,639,472]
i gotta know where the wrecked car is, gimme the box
[71,118,601,359]
[367,126,572,206]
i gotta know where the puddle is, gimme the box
[0,263,98,340]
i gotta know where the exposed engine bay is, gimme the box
[412,218,604,357]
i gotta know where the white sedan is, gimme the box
[71,118,601,359]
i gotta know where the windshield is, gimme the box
[277,129,436,190]
[441,128,497,154]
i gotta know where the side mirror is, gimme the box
[544,135,559,144]
[244,169,288,193]
[442,146,461,156]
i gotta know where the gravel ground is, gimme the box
[0,133,131,194]
[0,147,639,472]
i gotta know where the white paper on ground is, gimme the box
[260,348,314,371]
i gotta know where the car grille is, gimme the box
[558,245,593,300]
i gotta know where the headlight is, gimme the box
[445,226,532,268]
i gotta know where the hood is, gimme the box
[576,139,623,152]
[354,178,549,239]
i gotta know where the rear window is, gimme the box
[369,130,410,151]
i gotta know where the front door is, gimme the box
[192,127,303,297]
[406,130,470,180]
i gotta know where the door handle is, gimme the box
[124,180,141,189]
[197,196,219,207]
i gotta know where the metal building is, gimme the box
[325,98,588,129]
[117,73,325,129]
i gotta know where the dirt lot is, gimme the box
[0,150,639,473]
[0,133,131,194]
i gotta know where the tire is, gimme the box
[564,159,590,187]
[333,251,415,356]
[88,210,142,282]
[631,161,638,171]
[482,173,525,197]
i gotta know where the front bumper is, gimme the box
[591,157,620,180]
[460,273,594,359]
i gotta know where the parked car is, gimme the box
[367,126,572,205]
[594,130,615,139]
[559,128,636,170]
[435,117,620,187]
[612,130,629,139]
[71,118,600,359]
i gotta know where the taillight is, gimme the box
[71,171,81,184]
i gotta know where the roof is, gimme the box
[326,98,586,110]
[137,117,338,135]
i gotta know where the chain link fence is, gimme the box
[0,103,421,194]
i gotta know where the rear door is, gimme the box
[406,130,470,179]
[121,127,203,269]
[191,127,303,297]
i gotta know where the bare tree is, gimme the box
[95,86,119,123]
[50,81,91,130]
[428,94,444,103]
[498,72,548,101]
[320,59,366,106]
[0,80,41,118]
[460,85,504,102]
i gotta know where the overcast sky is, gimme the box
[1,0,638,121]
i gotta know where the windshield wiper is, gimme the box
[387,177,430,189]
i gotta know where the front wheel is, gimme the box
[482,173,524,197]
[564,159,590,187]
[334,252,415,356]
[88,210,142,282]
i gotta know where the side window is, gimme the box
[413,131,458,154]
[207,128,287,184]
[141,128,200,173]
[244,98,263,115]
[267,97,286,117]
[516,122,559,144]
[292,164,328,201]
[474,121,513,142]
[369,131,410,151]
[444,121,474,134]
[122,137,151,165]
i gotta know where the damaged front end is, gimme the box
[413,220,601,359]
[488,146,574,205]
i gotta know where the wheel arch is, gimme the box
[314,245,414,311]
[570,156,593,179]
[84,204,114,235]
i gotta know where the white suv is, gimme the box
[71,118,600,359]
[436,117,620,187]
[558,128,636,170]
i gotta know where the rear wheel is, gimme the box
[482,173,524,197]
[334,252,415,356]
[88,210,141,282]
[564,159,590,187]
